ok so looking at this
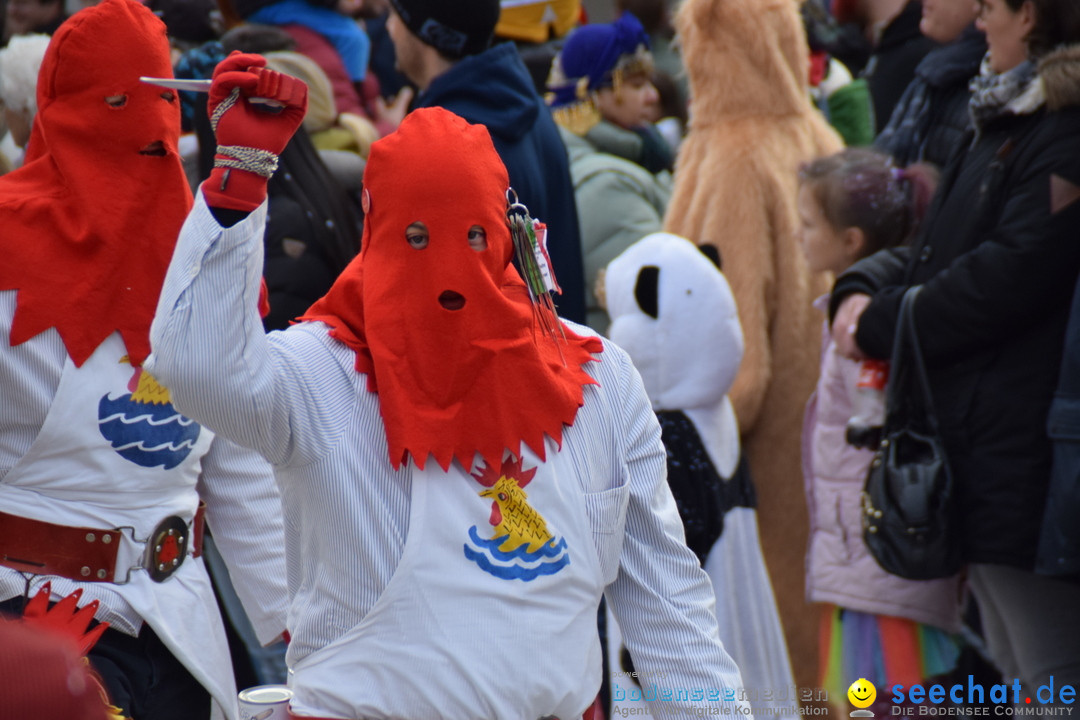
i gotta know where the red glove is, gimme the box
[201,52,308,212]
[21,583,109,656]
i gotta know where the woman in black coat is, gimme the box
[830,0,1080,696]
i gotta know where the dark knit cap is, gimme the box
[388,0,500,58]
[151,0,219,44]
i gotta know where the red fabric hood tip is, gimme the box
[0,0,193,368]
[302,107,603,473]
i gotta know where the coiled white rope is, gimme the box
[210,87,279,179]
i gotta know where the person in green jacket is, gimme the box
[547,11,673,334]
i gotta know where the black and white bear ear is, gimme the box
[634,265,660,319]
[699,243,722,270]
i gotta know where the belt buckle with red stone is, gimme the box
[143,516,189,583]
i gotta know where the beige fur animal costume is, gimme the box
[664,0,842,690]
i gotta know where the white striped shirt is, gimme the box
[147,194,753,720]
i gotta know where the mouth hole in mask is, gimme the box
[439,290,466,311]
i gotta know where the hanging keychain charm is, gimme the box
[506,189,567,353]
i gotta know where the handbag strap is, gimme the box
[883,286,940,434]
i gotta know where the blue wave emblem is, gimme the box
[463,525,570,581]
[98,394,201,469]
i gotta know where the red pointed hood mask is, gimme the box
[0,0,192,367]
[302,108,602,472]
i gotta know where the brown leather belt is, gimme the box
[0,503,206,584]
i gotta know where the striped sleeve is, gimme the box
[148,192,349,468]
[603,345,754,720]
[197,434,289,645]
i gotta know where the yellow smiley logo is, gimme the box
[847,678,877,709]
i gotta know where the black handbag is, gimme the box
[861,286,963,580]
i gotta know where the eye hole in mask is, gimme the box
[105,94,128,108]
[406,221,429,250]
[468,225,487,251]
[160,91,176,103]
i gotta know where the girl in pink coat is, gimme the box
[798,149,962,705]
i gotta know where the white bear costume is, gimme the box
[605,232,796,716]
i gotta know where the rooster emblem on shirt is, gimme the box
[464,456,569,580]
[97,356,202,469]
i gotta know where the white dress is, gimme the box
[606,232,796,718]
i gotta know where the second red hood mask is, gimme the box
[303,108,602,472]
[0,0,192,367]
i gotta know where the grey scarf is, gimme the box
[968,54,1044,131]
